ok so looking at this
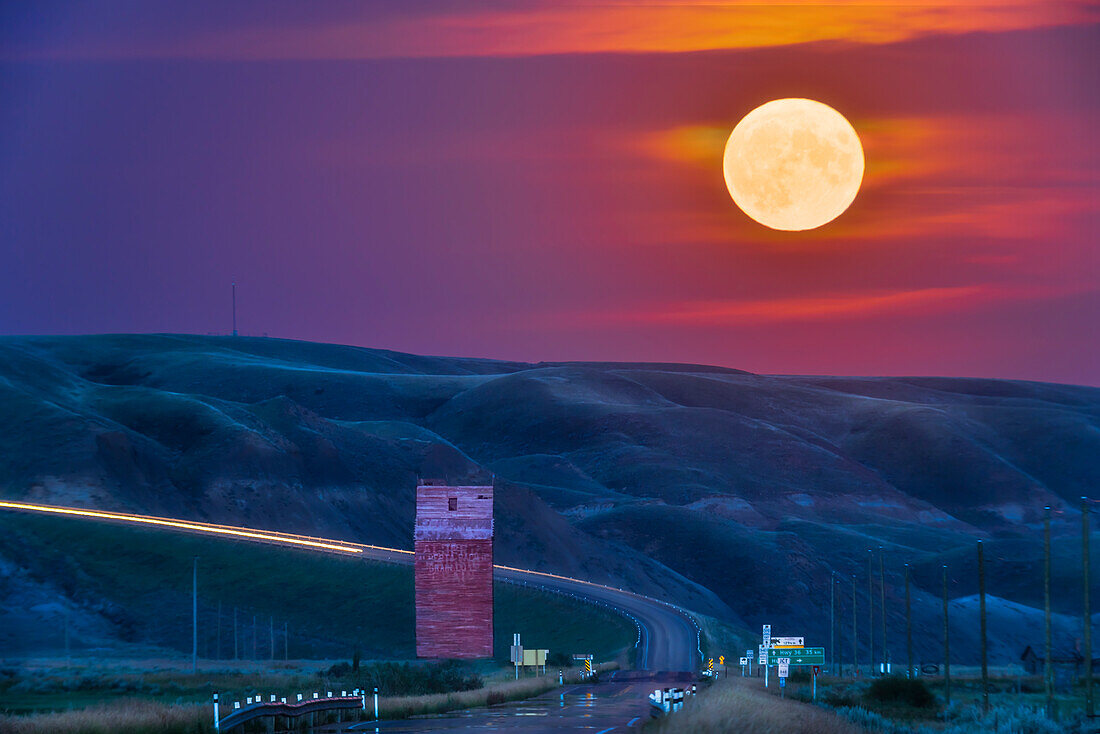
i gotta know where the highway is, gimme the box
[0,500,702,673]
[343,673,694,733]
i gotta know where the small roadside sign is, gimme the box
[746,649,754,659]
[740,657,748,665]
[762,624,771,648]
[778,659,790,677]
[719,655,725,666]
[771,636,804,648]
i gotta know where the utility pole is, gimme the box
[64,606,70,665]
[192,556,198,674]
[905,564,912,679]
[852,574,858,677]
[830,570,836,674]
[232,282,238,337]
[252,615,257,660]
[1085,497,1093,718]
[270,616,275,661]
[233,607,238,660]
[868,550,875,676]
[943,565,950,708]
[284,621,289,661]
[978,540,988,714]
[216,601,222,661]
[879,547,887,674]
[1045,506,1053,718]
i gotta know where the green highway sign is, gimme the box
[767,647,825,665]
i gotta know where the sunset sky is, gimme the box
[1,2,1097,384]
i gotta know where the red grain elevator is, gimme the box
[414,482,494,659]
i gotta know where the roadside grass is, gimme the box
[783,671,1092,733]
[692,612,752,666]
[0,700,208,734]
[380,674,563,719]
[0,666,604,734]
[646,677,868,733]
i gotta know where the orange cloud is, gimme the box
[547,283,1067,328]
[629,111,1100,247]
[9,1,1097,60]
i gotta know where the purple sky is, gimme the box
[1,3,1098,384]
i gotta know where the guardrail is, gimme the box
[214,688,375,731]
[648,684,697,715]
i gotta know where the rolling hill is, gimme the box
[1,333,1098,665]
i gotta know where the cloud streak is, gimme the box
[4,1,1097,60]
[539,283,1074,330]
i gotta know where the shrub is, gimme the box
[836,706,929,734]
[822,687,858,708]
[336,660,482,697]
[943,701,1072,734]
[323,662,351,678]
[547,651,571,668]
[864,676,936,709]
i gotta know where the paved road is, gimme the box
[490,566,701,673]
[342,544,702,673]
[339,672,695,733]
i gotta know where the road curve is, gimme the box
[0,501,702,672]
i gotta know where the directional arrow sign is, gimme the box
[771,636,804,648]
[767,647,825,665]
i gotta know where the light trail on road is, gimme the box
[0,501,640,593]
[0,500,371,554]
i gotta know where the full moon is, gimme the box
[723,98,864,231]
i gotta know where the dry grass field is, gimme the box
[648,677,868,734]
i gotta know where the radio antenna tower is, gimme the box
[232,282,238,337]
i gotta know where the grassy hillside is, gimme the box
[1,334,1099,663]
[0,511,635,663]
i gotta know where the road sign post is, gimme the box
[762,626,771,689]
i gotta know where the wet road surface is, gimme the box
[342,672,695,733]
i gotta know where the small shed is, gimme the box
[1020,644,1084,686]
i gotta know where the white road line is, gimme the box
[627,716,640,726]
[596,728,617,734]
